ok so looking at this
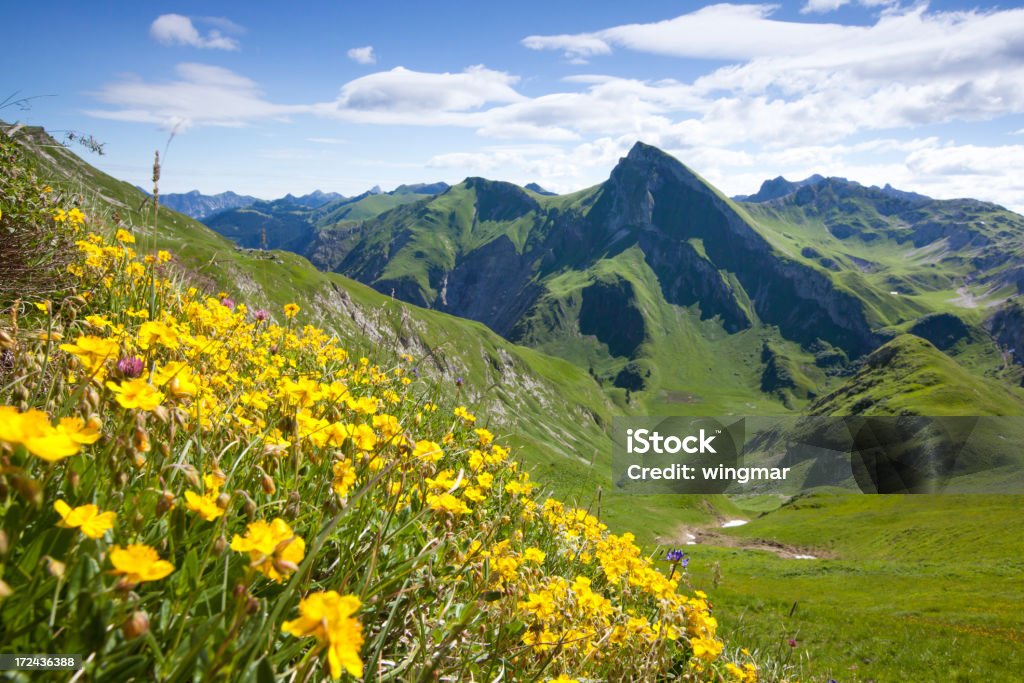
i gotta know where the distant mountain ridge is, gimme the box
[735,174,932,205]
[203,181,451,252]
[156,189,261,220]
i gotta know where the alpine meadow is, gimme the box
[3,2,1024,682]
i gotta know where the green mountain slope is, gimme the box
[300,142,1024,417]
[809,334,1024,416]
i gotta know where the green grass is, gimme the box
[688,493,1024,682]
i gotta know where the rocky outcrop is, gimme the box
[986,301,1024,366]
[578,279,647,359]
[439,235,541,338]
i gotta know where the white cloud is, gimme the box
[801,0,896,14]
[306,136,347,145]
[150,14,240,51]
[347,46,376,65]
[520,33,612,62]
[524,5,853,61]
[86,63,304,130]
[314,66,524,125]
[517,5,1024,148]
[801,0,850,13]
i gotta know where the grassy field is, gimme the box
[679,493,1024,681]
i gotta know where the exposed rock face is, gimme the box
[578,279,647,359]
[438,235,541,338]
[987,302,1024,366]
[908,313,973,351]
[737,174,825,203]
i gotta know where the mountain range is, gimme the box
[194,142,1024,421]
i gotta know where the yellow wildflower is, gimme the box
[115,229,136,244]
[283,303,301,318]
[523,547,546,564]
[690,636,723,662]
[59,335,119,377]
[426,493,471,515]
[184,491,224,521]
[412,440,443,463]
[231,518,306,583]
[282,591,364,679]
[55,416,102,446]
[0,406,83,461]
[332,459,357,498]
[106,378,165,411]
[137,320,180,350]
[53,500,116,539]
[109,544,174,583]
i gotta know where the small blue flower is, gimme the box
[665,549,689,566]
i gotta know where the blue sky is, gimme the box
[6,1,1024,210]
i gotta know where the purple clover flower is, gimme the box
[220,297,235,310]
[253,308,270,322]
[118,356,145,379]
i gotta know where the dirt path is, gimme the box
[656,522,832,560]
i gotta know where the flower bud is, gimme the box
[0,530,8,556]
[133,427,151,453]
[45,556,66,579]
[260,473,276,495]
[0,330,14,350]
[182,465,200,490]
[0,579,12,599]
[213,535,227,556]
[216,493,231,510]
[122,611,150,640]
[156,490,175,516]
